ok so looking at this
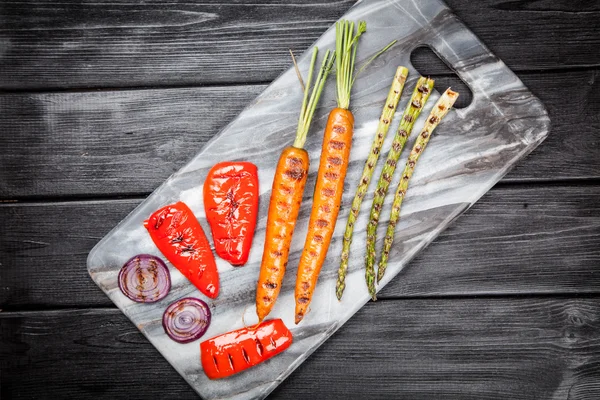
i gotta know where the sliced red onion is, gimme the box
[163,297,211,343]
[118,254,171,303]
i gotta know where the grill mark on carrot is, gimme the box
[315,219,329,228]
[284,166,305,181]
[314,235,324,243]
[324,171,339,180]
[327,156,343,166]
[332,125,346,133]
[329,140,345,149]
[263,282,277,289]
[288,156,303,166]
[322,188,335,197]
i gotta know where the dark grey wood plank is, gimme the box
[1,70,598,199]
[0,0,598,90]
[2,298,599,399]
[1,184,598,309]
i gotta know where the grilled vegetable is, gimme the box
[144,201,219,299]
[256,48,335,322]
[365,77,434,300]
[203,161,259,266]
[377,88,459,282]
[294,20,366,324]
[163,297,211,343]
[200,319,293,379]
[118,254,171,303]
[336,66,409,300]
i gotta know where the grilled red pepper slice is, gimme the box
[203,162,259,266]
[200,319,292,379]
[144,201,219,298]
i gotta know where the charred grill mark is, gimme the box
[264,282,278,289]
[421,131,429,138]
[255,339,264,356]
[288,156,303,166]
[271,250,283,257]
[284,167,305,181]
[324,171,339,180]
[404,115,414,123]
[322,188,335,197]
[298,296,310,304]
[382,119,390,124]
[241,348,250,364]
[333,125,346,134]
[327,156,343,166]
[429,116,439,124]
[321,204,331,213]
[418,85,430,94]
[316,219,329,228]
[386,159,397,167]
[171,233,184,244]
[314,234,324,243]
[329,140,345,150]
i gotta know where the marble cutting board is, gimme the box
[87,0,550,398]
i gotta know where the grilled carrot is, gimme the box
[256,48,335,323]
[294,20,366,324]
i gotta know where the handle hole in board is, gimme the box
[410,46,473,109]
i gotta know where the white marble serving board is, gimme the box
[88,0,550,398]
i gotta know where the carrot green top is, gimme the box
[293,48,335,149]
[335,20,366,110]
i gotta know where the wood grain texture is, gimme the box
[2,185,598,309]
[2,298,599,399]
[1,70,598,199]
[0,0,598,90]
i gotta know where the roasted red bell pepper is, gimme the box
[200,319,293,379]
[203,162,259,266]
[144,201,219,298]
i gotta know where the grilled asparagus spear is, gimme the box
[336,66,409,301]
[365,77,434,300]
[377,88,459,283]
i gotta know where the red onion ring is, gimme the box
[163,297,211,343]
[118,254,171,303]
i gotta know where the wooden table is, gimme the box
[1,1,599,398]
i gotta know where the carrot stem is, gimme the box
[335,20,366,110]
[294,49,335,149]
